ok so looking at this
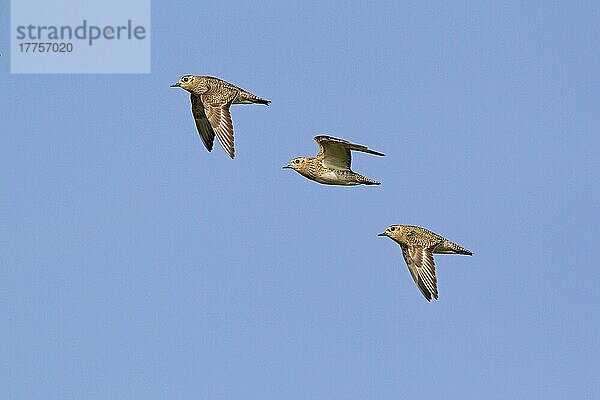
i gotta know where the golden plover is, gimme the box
[171,75,270,159]
[283,135,384,186]
[378,225,473,301]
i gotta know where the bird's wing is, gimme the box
[314,135,384,170]
[400,244,438,301]
[190,93,216,152]
[201,89,239,159]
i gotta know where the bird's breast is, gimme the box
[313,170,357,185]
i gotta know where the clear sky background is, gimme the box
[2,1,599,399]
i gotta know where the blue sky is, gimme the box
[2,1,599,399]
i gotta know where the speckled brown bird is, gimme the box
[283,135,384,186]
[378,225,473,301]
[171,75,270,159]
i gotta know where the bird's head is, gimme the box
[170,75,197,91]
[378,225,402,240]
[283,157,310,173]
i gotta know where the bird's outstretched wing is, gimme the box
[201,88,239,159]
[400,244,439,301]
[190,94,216,152]
[314,135,384,170]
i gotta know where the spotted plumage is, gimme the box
[283,135,384,186]
[378,225,473,301]
[171,75,270,159]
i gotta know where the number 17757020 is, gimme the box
[19,42,73,52]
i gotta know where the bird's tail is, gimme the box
[241,91,271,105]
[252,97,271,105]
[442,240,473,255]
[357,174,381,185]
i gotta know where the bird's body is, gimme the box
[284,135,384,186]
[190,76,270,105]
[293,157,380,186]
[171,75,270,159]
[378,225,472,301]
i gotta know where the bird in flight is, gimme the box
[283,135,384,185]
[378,225,473,301]
[171,75,270,159]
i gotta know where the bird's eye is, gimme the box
[295,159,300,164]
[390,227,396,231]
[183,77,189,82]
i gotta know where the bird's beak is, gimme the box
[282,165,292,169]
[170,82,180,88]
[377,232,387,237]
